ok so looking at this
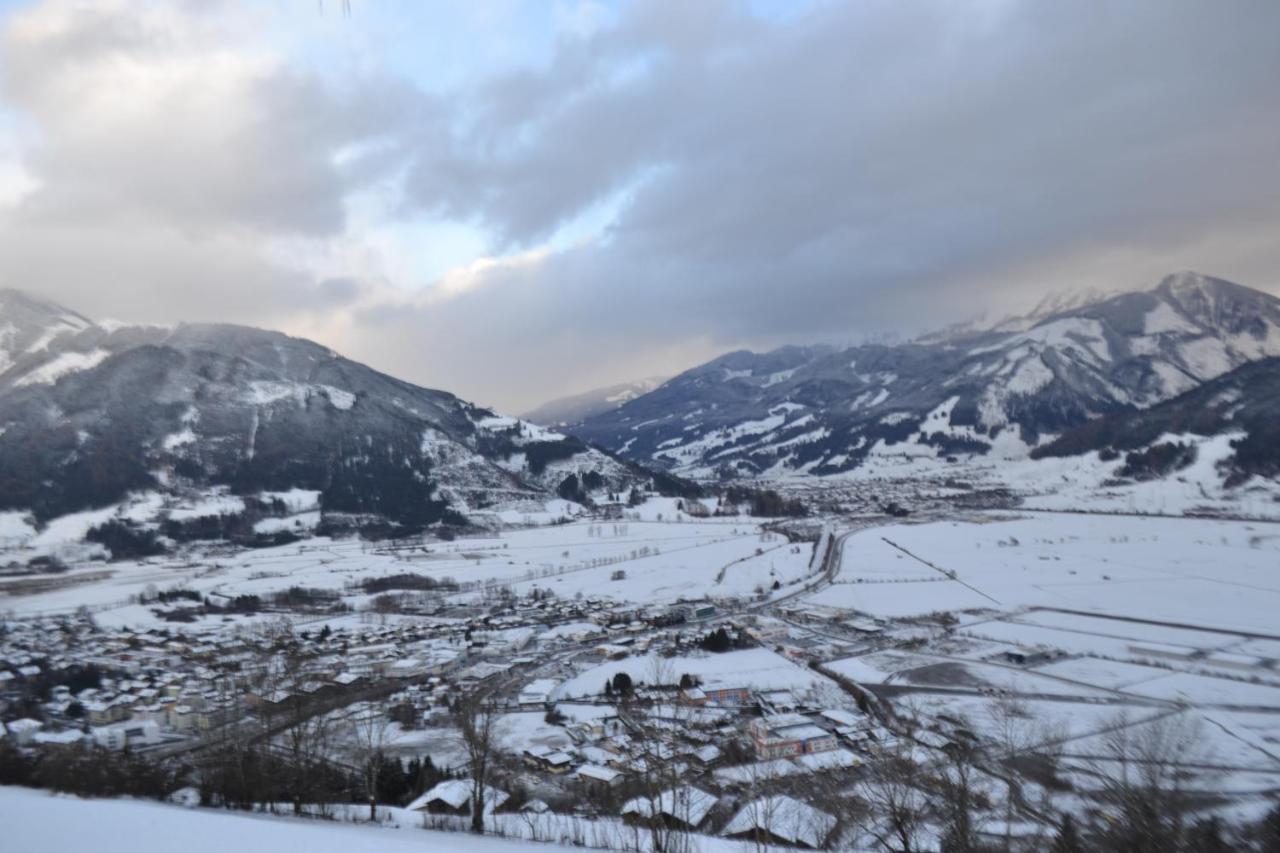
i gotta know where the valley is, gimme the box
[4,480,1279,850]
[1,275,1278,850]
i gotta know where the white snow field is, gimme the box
[811,512,1280,801]
[0,786,783,853]
[0,786,571,853]
[809,513,1280,632]
[0,516,792,630]
[554,647,833,700]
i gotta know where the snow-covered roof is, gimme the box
[722,796,836,848]
[818,708,863,727]
[406,779,509,812]
[33,730,85,746]
[5,718,42,734]
[621,786,717,827]
[576,764,622,784]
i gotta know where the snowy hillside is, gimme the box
[0,293,667,543]
[1033,356,1280,487]
[0,787,580,853]
[522,376,667,427]
[571,273,1280,479]
[0,289,97,381]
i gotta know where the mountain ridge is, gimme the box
[522,375,668,427]
[0,293,675,534]
[568,272,1280,479]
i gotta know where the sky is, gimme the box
[0,0,1277,412]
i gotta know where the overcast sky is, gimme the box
[0,0,1278,411]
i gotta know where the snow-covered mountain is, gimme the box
[570,272,1280,479]
[0,293,667,531]
[0,288,97,381]
[1033,356,1280,487]
[522,376,667,427]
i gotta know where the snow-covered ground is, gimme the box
[0,516,785,630]
[554,647,832,700]
[810,513,1280,631]
[0,786,575,853]
[0,786,791,853]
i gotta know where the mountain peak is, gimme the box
[0,289,96,373]
[0,288,92,327]
[1151,270,1277,305]
[1155,270,1227,297]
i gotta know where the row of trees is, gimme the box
[851,707,1280,853]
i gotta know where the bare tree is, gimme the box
[1089,712,1209,853]
[930,745,979,852]
[614,656,694,853]
[348,702,391,821]
[987,695,1034,851]
[857,741,930,853]
[452,689,498,834]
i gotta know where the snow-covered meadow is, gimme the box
[810,513,1280,631]
[0,511,799,630]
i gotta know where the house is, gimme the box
[545,752,575,774]
[759,689,799,712]
[406,779,509,815]
[818,708,864,729]
[702,685,752,706]
[751,713,839,759]
[621,786,718,832]
[4,718,43,745]
[721,796,836,849]
[32,730,86,750]
[517,679,558,707]
[689,744,722,766]
[91,720,162,751]
[575,764,623,791]
[1002,647,1052,667]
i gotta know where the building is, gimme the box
[91,720,162,751]
[621,786,718,832]
[4,718,42,745]
[406,780,509,815]
[517,678,558,707]
[721,796,836,849]
[750,713,838,759]
[702,685,752,706]
[575,764,624,791]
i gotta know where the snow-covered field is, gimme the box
[0,786,789,853]
[554,647,833,700]
[0,786,573,853]
[0,516,790,630]
[809,513,1280,632]
[805,511,1280,802]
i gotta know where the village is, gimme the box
[1,568,920,850]
[3,497,1280,850]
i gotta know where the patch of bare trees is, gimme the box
[452,687,499,834]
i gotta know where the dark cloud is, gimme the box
[398,0,1280,346]
[2,0,1279,411]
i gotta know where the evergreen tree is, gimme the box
[611,671,633,695]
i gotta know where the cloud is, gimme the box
[394,0,1280,404]
[1,0,1278,412]
[0,0,423,324]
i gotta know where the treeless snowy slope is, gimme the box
[0,786,577,853]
